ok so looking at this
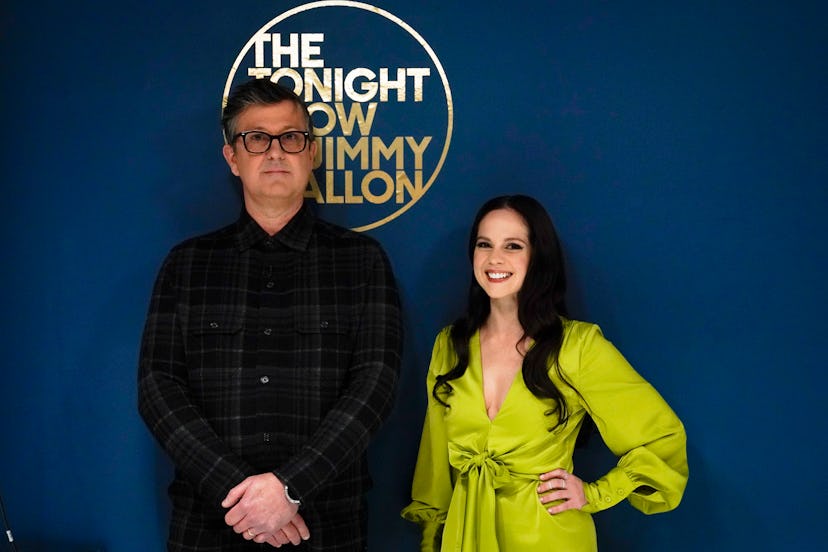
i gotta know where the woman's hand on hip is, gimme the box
[537,468,587,514]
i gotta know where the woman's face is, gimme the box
[473,208,532,303]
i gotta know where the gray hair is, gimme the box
[221,79,314,144]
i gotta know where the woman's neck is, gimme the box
[482,300,524,343]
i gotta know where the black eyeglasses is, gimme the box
[233,130,310,154]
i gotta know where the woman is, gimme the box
[401,195,688,551]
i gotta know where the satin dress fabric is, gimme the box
[402,319,688,551]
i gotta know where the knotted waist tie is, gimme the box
[445,443,536,552]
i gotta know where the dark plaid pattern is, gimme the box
[138,205,402,551]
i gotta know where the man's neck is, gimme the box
[244,198,303,236]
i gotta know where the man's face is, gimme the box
[222,101,317,210]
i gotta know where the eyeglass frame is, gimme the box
[232,130,311,154]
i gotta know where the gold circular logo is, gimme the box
[224,1,453,231]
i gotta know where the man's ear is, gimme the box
[222,143,240,176]
[308,138,319,165]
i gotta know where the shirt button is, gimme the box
[260,376,270,384]
[266,281,275,288]
[209,322,219,329]
[263,328,273,336]
[320,320,329,328]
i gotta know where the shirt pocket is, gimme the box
[294,308,352,405]
[185,307,245,397]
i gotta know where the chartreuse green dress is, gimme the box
[401,319,688,551]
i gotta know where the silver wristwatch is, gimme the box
[284,485,301,505]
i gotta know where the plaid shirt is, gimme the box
[138,204,402,551]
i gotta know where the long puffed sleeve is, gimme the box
[401,328,455,551]
[565,323,688,515]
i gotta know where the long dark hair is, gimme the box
[433,195,575,429]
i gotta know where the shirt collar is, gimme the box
[235,203,314,252]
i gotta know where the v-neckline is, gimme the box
[472,330,522,423]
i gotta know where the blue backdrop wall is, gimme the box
[1,1,826,550]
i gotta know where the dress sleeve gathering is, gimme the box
[569,323,689,515]
[401,328,454,552]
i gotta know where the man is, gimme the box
[138,78,403,551]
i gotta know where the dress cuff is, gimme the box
[401,502,445,552]
[580,468,637,514]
